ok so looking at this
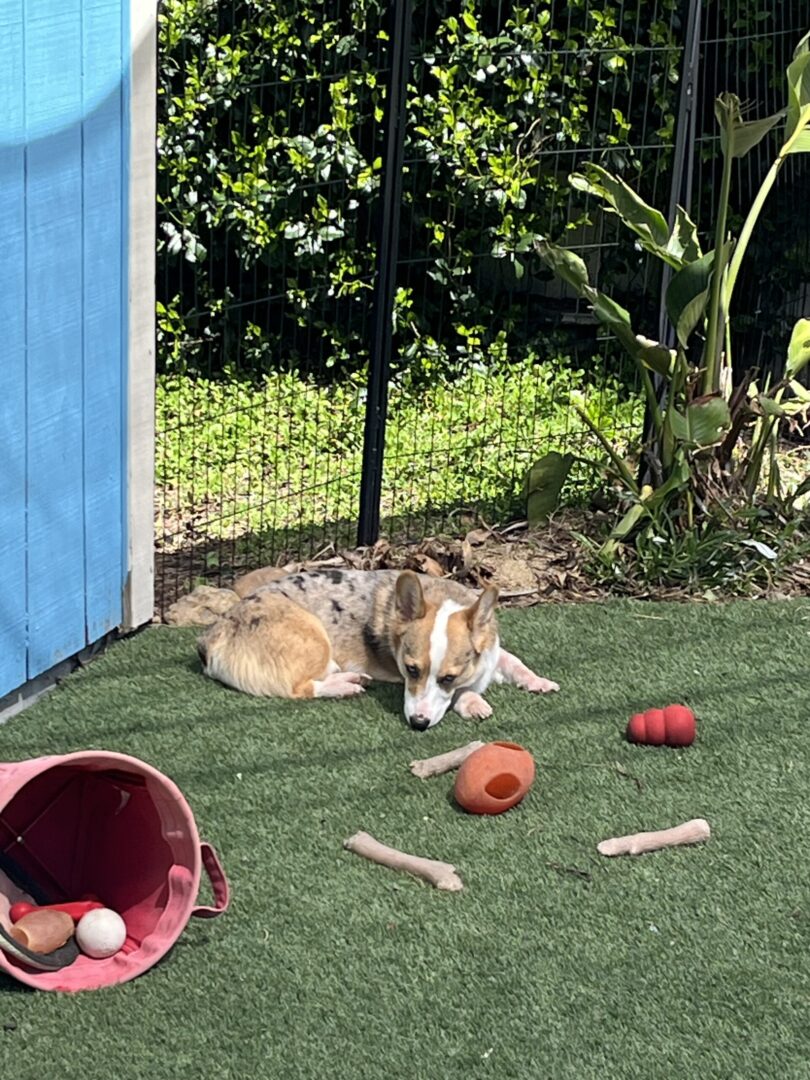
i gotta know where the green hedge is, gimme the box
[157,0,682,381]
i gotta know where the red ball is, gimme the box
[626,704,695,747]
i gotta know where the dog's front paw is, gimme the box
[521,674,559,694]
[454,691,493,720]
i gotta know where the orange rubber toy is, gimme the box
[626,704,696,747]
[453,741,535,815]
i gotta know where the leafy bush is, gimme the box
[157,0,682,380]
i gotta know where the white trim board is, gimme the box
[123,0,156,629]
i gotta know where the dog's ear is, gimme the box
[466,585,499,649]
[395,570,426,622]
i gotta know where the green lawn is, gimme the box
[155,360,641,551]
[2,600,809,1079]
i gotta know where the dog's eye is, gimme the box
[405,663,420,679]
[438,674,456,687]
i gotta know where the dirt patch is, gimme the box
[155,506,810,622]
[154,438,810,618]
[154,513,605,618]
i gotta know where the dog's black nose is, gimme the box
[409,716,430,732]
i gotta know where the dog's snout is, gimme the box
[409,715,431,732]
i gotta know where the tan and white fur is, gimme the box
[198,568,558,730]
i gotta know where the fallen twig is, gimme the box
[614,761,645,794]
[546,861,592,883]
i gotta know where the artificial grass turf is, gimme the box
[1,600,809,1080]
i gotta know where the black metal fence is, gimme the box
[155,0,808,612]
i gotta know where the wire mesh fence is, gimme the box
[156,0,390,602]
[370,0,684,545]
[693,1,810,381]
[154,0,808,613]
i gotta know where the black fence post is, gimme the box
[658,0,702,347]
[639,0,702,483]
[357,0,413,548]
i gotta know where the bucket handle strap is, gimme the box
[191,842,230,919]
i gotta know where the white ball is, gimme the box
[76,908,127,959]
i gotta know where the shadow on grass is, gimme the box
[175,649,405,719]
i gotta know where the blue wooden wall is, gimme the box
[0,0,128,698]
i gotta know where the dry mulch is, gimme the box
[155,440,810,619]
[157,507,810,625]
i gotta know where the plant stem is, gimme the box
[639,365,663,436]
[703,147,734,396]
[767,427,780,500]
[723,297,733,391]
[571,401,640,495]
[725,111,810,307]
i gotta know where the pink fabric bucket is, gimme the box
[0,751,229,991]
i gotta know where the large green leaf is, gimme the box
[569,165,670,249]
[588,294,673,375]
[535,241,590,292]
[665,250,716,347]
[589,291,638,353]
[599,501,649,562]
[633,336,675,377]
[643,457,691,510]
[569,172,705,271]
[538,241,672,374]
[523,452,574,527]
[610,500,648,539]
[756,394,785,418]
[714,93,786,158]
[759,395,810,418]
[788,379,810,403]
[787,128,810,154]
[786,31,810,140]
[665,206,702,265]
[668,397,731,447]
[786,317,810,379]
[794,31,810,62]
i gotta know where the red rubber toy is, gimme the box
[9,900,105,925]
[454,741,535,815]
[627,704,696,747]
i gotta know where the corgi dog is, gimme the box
[197,568,558,730]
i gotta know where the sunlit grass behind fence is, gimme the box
[156,357,643,551]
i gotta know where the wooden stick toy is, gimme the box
[343,831,463,892]
[409,740,485,779]
[597,818,711,857]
